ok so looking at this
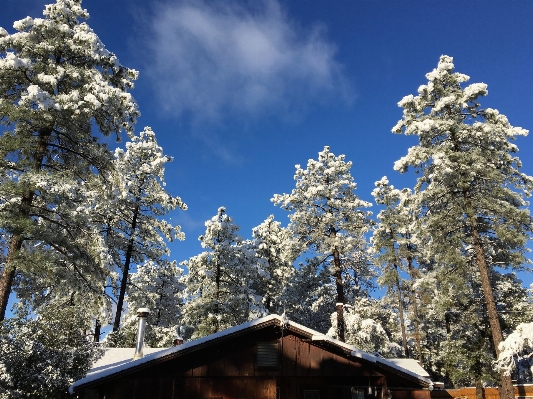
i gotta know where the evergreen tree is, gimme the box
[272,146,373,342]
[334,296,402,357]
[414,266,533,388]
[106,127,186,332]
[0,300,104,399]
[252,215,295,315]
[183,207,267,338]
[496,318,533,384]
[0,0,139,319]
[371,177,424,360]
[371,177,411,357]
[393,55,532,398]
[283,257,334,333]
[106,260,186,348]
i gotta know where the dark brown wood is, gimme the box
[75,326,430,399]
[113,204,140,332]
[0,128,52,321]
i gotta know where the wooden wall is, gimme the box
[78,328,430,399]
[431,385,533,399]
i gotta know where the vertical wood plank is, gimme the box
[308,344,322,376]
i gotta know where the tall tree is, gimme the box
[495,319,533,384]
[106,260,186,348]
[282,256,334,333]
[393,55,533,398]
[0,0,139,319]
[339,296,403,357]
[371,177,423,360]
[107,127,187,332]
[183,207,266,338]
[252,215,295,315]
[272,146,372,342]
[0,299,104,399]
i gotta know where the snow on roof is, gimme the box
[384,358,430,378]
[71,315,431,393]
[87,348,166,379]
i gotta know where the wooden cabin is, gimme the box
[70,315,432,399]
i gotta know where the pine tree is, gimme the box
[0,0,139,319]
[0,300,104,399]
[495,318,533,384]
[252,215,295,315]
[282,256,335,333]
[272,146,373,342]
[371,177,423,360]
[106,127,187,332]
[106,260,186,348]
[335,296,403,357]
[393,55,533,398]
[183,207,267,338]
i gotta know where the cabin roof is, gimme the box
[71,315,432,394]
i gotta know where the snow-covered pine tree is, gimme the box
[272,146,373,342]
[106,127,187,332]
[495,311,533,384]
[252,215,296,315]
[106,260,186,348]
[0,0,139,319]
[413,265,533,388]
[371,177,411,357]
[371,177,423,360]
[282,256,334,333]
[183,207,267,338]
[335,296,403,357]
[393,55,533,398]
[0,300,104,399]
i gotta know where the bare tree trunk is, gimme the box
[333,246,345,342]
[0,236,23,320]
[476,379,485,399]
[113,204,140,332]
[407,256,423,363]
[464,189,514,399]
[214,260,221,334]
[94,319,101,342]
[394,264,409,357]
[0,128,51,321]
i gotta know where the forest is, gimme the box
[0,1,532,398]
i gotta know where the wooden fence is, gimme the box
[431,385,533,399]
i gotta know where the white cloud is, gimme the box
[145,0,351,122]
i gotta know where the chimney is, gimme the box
[133,308,150,360]
[173,326,184,346]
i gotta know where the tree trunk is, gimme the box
[0,235,23,320]
[214,259,221,334]
[476,379,485,399]
[464,189,514,399]
[394,264,409,357]
[94,319,101,342]
[407,256,423,363]
[0,128,51,321]
[333,246,345,342]
[113,204,140,332]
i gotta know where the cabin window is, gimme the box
[257,341,279,367]
[350,388,365,399]
[303,390,320,399]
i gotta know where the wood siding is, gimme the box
[430,385,533,399]
[78,327,429,399]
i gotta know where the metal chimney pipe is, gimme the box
[173,325,184,346]
[133,308,150,360]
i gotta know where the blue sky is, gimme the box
[2,0,533,291]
